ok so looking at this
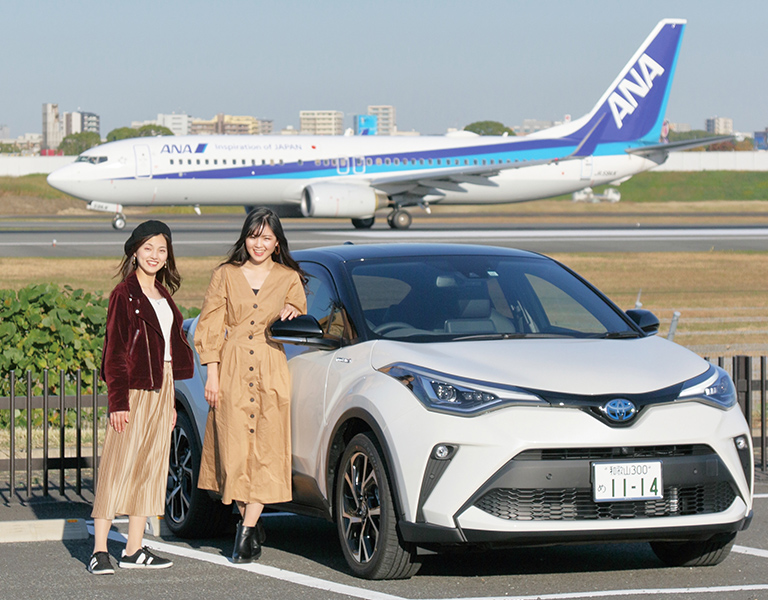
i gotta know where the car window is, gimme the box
[302,262,347,340]
[346,255,632,341]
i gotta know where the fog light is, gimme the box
[735,435,749,451]
[433,444,452,460]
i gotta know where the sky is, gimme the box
[2,0,765,138]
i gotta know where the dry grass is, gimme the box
[2,251,768,355]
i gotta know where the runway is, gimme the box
[1,215,767,257]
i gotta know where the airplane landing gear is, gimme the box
[112,213,127,230]
[351,216,375,229]
[387,209,412,230]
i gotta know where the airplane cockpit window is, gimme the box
[75,156,107,164]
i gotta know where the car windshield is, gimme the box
[347,255,636,342]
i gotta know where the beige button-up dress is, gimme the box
[196,262,306,505]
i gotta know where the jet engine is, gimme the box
[301,182,388,218]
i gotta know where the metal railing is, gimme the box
[1,357,768,502]
[0,369,107,501]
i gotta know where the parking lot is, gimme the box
[1,479,767,600]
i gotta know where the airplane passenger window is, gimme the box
[419,159,424,165]
[366,158,372,166]
[315,160,321,166]
[197,159,200,165]
[402,158,408,165]
[214,160,218,165]
[298,160,303,166]
[384,158,391,165]
[279,159,284,165]
[474,159,478,165]
[394,158,400,165]
[205,159,209,165]
[482,159,486,165]
[170,159,174,165]
[437,159,441,165]
[223,160,227,165]
[464,159,469,165]
[375,158,382,165]
[428,159,433,165]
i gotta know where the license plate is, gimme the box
[592,461,662,502]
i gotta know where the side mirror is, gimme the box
[625,309,660,336]
[268,314,340,349]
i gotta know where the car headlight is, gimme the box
[379,363,546,416]
[678,364,737,410]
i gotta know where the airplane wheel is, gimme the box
[351,217,375,229]
[112,214,126,230]
[388,210,412,230]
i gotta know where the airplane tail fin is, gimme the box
[562,19,686,151]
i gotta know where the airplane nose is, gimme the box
[47,165,79,196]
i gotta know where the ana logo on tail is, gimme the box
[607,53,665,129]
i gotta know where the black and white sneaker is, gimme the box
[118,546,173,569]
[87,551,115,575]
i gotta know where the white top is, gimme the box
[148,296,173,361]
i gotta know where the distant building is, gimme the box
[280,125,299,135]
[300,110,344,135]
[0,124,9,139]
[514,118,564,135]
[367,105,396,135]
[669,122,691,133]
[754,129,768,151]
[42,103,63,150]
[354,114,378,135]
[706,117,733,135]
[63,111,100,136]
[188,113,270,135]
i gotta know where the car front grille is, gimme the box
[474,482,736,521]
[515,445,711,461]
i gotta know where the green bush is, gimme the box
[0,284,198,429]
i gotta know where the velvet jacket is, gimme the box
[101,271,194,413]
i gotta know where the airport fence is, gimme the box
[1,358,767,503]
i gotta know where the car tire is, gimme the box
[650,532,737,567]
[335,432,421,580]
[165,410,236,538]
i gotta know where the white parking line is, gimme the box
[88,523,768,600]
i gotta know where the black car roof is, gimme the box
[293,243,545,264]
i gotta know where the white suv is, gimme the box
[168,244,753,579]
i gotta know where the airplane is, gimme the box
[47,18,726,231]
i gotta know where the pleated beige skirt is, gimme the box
[92,362,174,520]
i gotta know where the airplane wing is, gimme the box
[626,135,735,156]
[368,114,609,200]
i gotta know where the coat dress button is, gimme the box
[250,350,254,355]
[249,382,253,387]
[250,429,254,433]
[250,321,254,325]
[253,304,258,309]
[249,335,253,339]
[249,366,254,371]
[250,398,255,402]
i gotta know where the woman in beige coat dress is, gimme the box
[195,208,306,563]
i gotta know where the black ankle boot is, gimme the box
[232,522,256,563]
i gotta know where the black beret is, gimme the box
[124,220,172,255]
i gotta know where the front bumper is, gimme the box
[401,441,752,547]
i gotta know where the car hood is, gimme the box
[369,336,708,396]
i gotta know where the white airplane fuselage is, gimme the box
[47,19,686,229]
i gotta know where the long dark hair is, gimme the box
[224,207,307,285]
[118,233,181,295]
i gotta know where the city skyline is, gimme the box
[2,0,766,138]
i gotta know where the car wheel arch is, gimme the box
[326,408,408,525]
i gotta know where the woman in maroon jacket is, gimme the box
[88,220,194,575]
